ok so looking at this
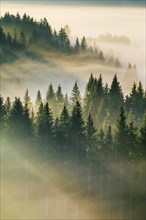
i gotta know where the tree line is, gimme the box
[0,12,121,67]
[0,74,146,164]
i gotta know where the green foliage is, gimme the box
[1,74,145,164]
[35,90,42,112]
[115,106,128,159]
[0,13,123,67]
[109,74,124,122]
[70,81,81,107]
[140,115,146,159]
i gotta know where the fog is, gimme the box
[1,141,145,219]
[1,2,145,100]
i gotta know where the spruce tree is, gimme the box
[81,36,87,51]
[140,115,146,159]
[46,84,57,117]
[19,30,26,48]
[56,84,64,114]
[24,89,32,110]
[127,120,138,162]
[35,90,42,112]
[105,125,113,154]
[7,98,30,141]
[70,101,85,156]
[46,84,55,102]
[70,81,81,107]
[115,106,128,159]
[36,102,54,151]
[109,74,124,122]
[59,105,70,152]
[5,97,11,116]
[91,74,104,120]
[83,73,95,119]
[85,113,97,159]
[0,96,6,138]
[64,93,70,111]
[75,38,80,52]
[98,51,105,63]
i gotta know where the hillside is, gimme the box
[0,12,121,67]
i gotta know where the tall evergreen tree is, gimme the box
[105,125,113,157]
[91,74,104,120]
[115,106,128,159]
[109,74,124,122]
[98,51,105,63]
[46,84,55,102]
[46,84,57,117]
[139,115,146,159]
[56,84,64,114]
[0,96,6,138]
[5,97,11,116]
[85,113,97,159]
[70,102,85,156]
[7,98,31,141]
[19,30,26,48]
[24,89,32,110]
[75,37,80,52]
[58,105,70,152]
[36,102,54,152]
[35,90,42,112]
[83,73,95,119]
[127,120,138,162]
[81,36,87,51]
[70,81,81,107]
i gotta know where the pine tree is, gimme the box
[46,84,55,102]
[115,106,128,159]
[6,32,13,47]
[5,97,11,116]
[70,101,85,156]
[75,38,80,52]
[83,73,95,119]
[58,105,70,152]
[98,51,105,63]
[36,102,54,151]
[19,30,26,48]
[58,28,69,50]
[127,120,138,162]
[109,74,124,122]
[56,84,64,114]
[105,125,113,153]
[136,82,145,117]
[24,89,32,110]
[70,81,81,107]
[140,115,146,159]
[7,97,31,141]
[64,93,70,111]
[0,26,6,44]
[35,90,42,112]
[98,128,105,151]
[81,36,87,51]
[91,74,104,120]
[85,113,97,159]
[0,96,6,138]
[23,103,33,140]
[46,84,57,117]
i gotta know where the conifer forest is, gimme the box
[0,2,146,219]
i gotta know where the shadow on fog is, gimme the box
[1,140,146,219]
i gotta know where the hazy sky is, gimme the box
[1,2,145,40]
